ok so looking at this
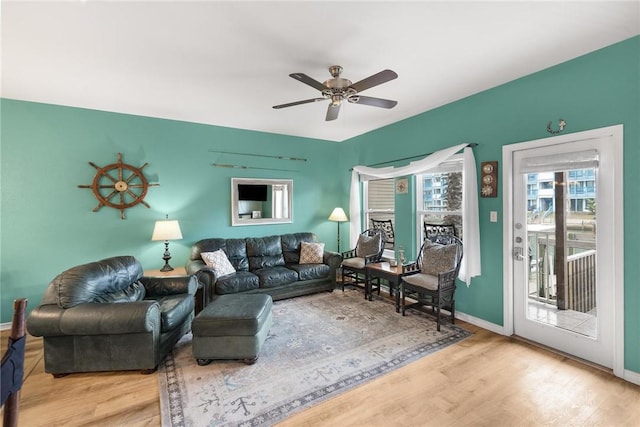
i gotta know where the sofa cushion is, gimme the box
[247,236,285,271]
[341,257,365,269]
[190,238,249,272]
[254,266,298,288]
[402,272,439,291]
[93,281,146,303]
[215,271,259,295]
[300,241,324,264]
[148,294,194,333]
[281,232,316,263]
[201,250,236,277]
[287,263,330,281]
[53,256,143,309]
[225,239,250,271]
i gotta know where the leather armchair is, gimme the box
[27,256,197,376]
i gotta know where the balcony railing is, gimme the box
[567,250,596,313]
[528,226,596,314]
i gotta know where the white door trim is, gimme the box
[502,124,624,378]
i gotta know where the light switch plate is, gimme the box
[490,211,498,222]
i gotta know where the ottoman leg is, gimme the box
[197,358,212,366]
[242,356,258,365]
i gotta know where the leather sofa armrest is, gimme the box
[323,250,343,268]
[27,304,64,336]
[27,301,161,336]
[186,260,219,289]
[140,275,198,297]
[186,259,206,275]
[323,250,343,286]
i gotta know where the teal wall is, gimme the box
[1,36,638,373]
[0,102,351,323]
[348,36,639,373]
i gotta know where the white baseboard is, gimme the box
[623,369,640,386]
[455,311,508,336]
[0,322,11,331]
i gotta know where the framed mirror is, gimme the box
[231,178,293,226]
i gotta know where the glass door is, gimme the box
[512,136,617,368]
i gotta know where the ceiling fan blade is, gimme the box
[290,73,327,92]
[350,95,398,109]
[350,69,398,93]
[273,98,326,109]
[326,103,341,121]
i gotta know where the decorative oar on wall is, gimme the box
[209,149,307,172]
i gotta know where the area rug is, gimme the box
[158,288,471,427]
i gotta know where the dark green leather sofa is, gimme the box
[186,232,342,305]
[27,255,197,376]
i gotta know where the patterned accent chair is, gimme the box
[400,234,463,331]
[340,228,386,299]
[370,218,395,249]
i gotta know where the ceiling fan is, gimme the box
[273,65,398,121]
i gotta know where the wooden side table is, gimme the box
[144,266,187,277]
[365,262,405,312]
[144,266,205,315]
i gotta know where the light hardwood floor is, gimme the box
[3,321,639,426]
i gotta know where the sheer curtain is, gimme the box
[349,143,481,285]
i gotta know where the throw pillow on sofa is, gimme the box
[201,250,236,277]
[299,241,324,264]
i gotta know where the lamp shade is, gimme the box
[151,219,183,241]
[328,207,348,222]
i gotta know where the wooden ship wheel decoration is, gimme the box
[78,153,159,219]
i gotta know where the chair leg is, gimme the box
[341,267,345,292]
[436,303,441,332]
[451,300,455,325]
[401,287,406,316]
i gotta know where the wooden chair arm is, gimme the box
[364,253,383,265]
[401,262,419,275]
[341,249,357,260]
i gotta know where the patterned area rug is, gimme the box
[158,288,471,427]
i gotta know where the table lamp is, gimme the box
[151,215,183,271]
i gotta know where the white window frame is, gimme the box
[415,154,464,252]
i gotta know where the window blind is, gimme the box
[519,149,599,173]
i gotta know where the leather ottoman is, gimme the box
[192,294,273,365]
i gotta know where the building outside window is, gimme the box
[526,169,596,216]
[416,156,463,243]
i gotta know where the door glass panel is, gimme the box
[525,168,597,338]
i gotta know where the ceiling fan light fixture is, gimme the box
[331,95,343,106]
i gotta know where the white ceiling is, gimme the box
[2,1,639,142]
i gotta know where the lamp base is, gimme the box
[160,262,174,272]
[160,241,174,272]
